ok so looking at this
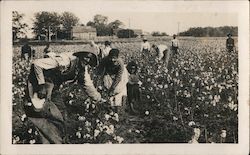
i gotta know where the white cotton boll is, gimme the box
[69,92,74,98]
[164,84,168,88]
[158,85,163,89]
[173,116,178,121]
[104,114,111,121]
[188,121,195,127]
[138,81,143,86]
[113,113,119,122]
[29,139,36,144]
[78,116,85,121]
[221,130,227,138]
[188,139,199,144]
[115,136,124,144]
[21,114,27,122]
[26,102,32,106]
[76,131,81,138]
[28,128,32,134]
[68,100,73,105]
[94,129,100,138]
[85,121,91,127]
[145,111,149,115]
[109,125,114,132]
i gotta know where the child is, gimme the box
[126,61,141,114]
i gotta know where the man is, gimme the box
[100,41,112,58]
[97,48,128,110]
[140,38,151,54]
[171,34,179,55]
[226,33,235,53]
[25,49,101,144]
[43,43,51,57]
[152,44,171,67]
[21,41,32,60]
[28,49,100,101]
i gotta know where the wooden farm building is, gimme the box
[71,26,97,40]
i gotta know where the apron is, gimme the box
[103,66,129,106]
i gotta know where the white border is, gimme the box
[1,1,249,155]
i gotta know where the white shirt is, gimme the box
[140,41,151,52]
[171,39,179,47]
[102,46,112,58]
[91,44,100,55]
[156,44,168,59]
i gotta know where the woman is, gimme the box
[96,48,128,113]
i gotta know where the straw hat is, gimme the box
[73,50,98,67]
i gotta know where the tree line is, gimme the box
[13,11,237,41]
[12,11,133,40]
[178,26,238,37]
[12,11,171,41]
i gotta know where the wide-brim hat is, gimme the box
[73,51,98,67]
[142,37,147,41]
[227,33,232,37]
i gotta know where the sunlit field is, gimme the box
[12,37,238,144]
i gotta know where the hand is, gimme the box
[100,98,107,103]
[108,90,116,97]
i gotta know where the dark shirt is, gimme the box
[44,46,51,54]
[97,57,124,91]
[21,44,32,58]
[226,38,234,48]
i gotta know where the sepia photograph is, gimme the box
[1,1,249,155]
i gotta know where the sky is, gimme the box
[20,11,237,37]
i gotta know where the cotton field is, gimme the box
[12,37,238,144]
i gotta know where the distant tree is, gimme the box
[108,20,124,36]
[60,12,79,39]
[86,14,110,36]
[152,31,168,36]
[33,12,61,40]
[179,26,238,37]
[152,31,161,36]
[117,29,137,38]
[108,20,124,29]
[87,15,125,36]
[12,11,28,41]
[86,21,95,27]
[161,32,168,36]
[61,12,79,31]
[93,14,108,25]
